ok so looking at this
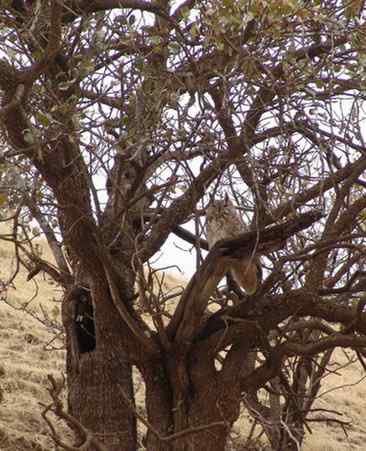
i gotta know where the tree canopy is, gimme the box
[1,1,366,450]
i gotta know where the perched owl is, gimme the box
[206,195,260,295]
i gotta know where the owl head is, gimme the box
[206,194,238,221]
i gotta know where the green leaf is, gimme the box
[36,111,51,127]
[23,129,34,145]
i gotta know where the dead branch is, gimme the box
[41,374,108,451]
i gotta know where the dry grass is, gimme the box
[0,244,64,450]
[0,238,365,450]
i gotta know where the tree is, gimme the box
[1,1,366,450]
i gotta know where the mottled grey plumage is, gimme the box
[206,196,260,295]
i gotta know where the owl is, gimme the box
[206,195,260,295]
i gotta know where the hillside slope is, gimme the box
[0,239,365,450]
[0,238,64,450]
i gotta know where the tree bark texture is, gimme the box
[68,351,136,451]
[63,281,137,451]
[142,345,241,451]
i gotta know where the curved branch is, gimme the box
[167,209,322,344]
[239,333,366,392]
[64,0,168,22]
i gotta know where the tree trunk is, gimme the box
[68,351,136,451]
[144,379,234,451]
[143,363,174,451]
[143,348,241,451]
[63,284,137,451]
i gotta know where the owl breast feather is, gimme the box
[207,217,238,247]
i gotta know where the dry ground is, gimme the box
[0,237,365,450]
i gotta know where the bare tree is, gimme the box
[1,1,366,450]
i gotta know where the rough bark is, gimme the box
[141,343,241,451]
[62,279,137,451]
[143,363,174,451]
[67,351,136,451]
